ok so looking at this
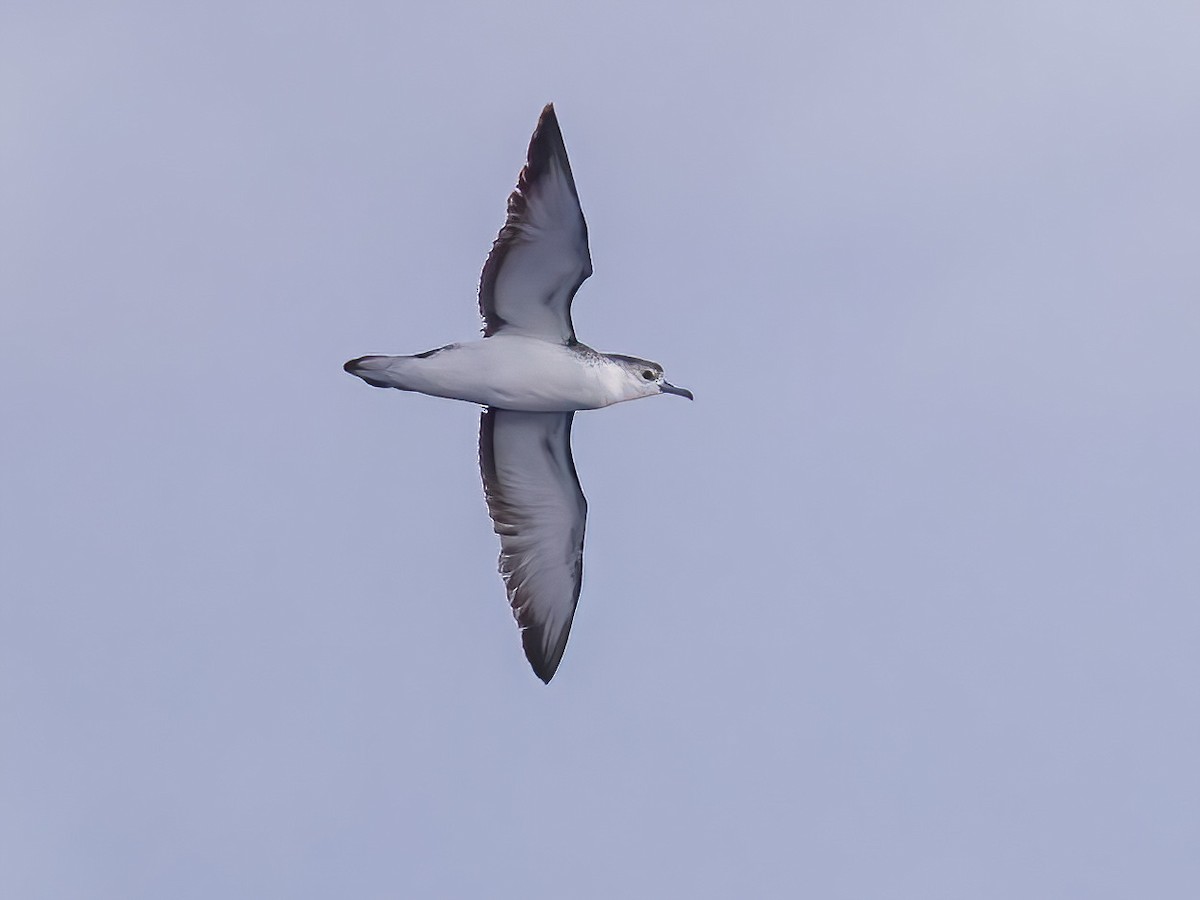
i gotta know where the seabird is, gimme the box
[344,104,692,682]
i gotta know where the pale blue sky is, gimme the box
[3,1,1199,897]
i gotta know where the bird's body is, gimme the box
[344,104,690,682]
[348,335,658,412]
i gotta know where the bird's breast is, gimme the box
[405,337,615,412]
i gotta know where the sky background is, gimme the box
[3,1,1199,897]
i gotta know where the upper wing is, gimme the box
[479,408,587,683]
[478,104,592,343]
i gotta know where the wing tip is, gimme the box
[536,103,561,141]
[526,104,569,181]
[522,627,567,683]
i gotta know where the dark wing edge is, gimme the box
[478,103,593,341]
[479,409,587,683]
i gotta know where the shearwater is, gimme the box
[344,104,692,682]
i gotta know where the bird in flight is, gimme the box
[344,104,692,682]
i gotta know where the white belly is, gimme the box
[396,336,620,412]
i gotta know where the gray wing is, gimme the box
[478,104,592,343]
[479,408,587,683]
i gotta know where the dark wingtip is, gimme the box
[343,357,361,374]
[522,628,565,684]
[535,104,559,141]
[530,659,557,684]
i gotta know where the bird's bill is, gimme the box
[660,381,694,400]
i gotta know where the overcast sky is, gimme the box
[3,1,1199,897]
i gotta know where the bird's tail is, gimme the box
[343,355,402,389]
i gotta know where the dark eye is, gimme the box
[642,370,655,380]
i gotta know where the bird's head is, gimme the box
[605,354,694,403]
